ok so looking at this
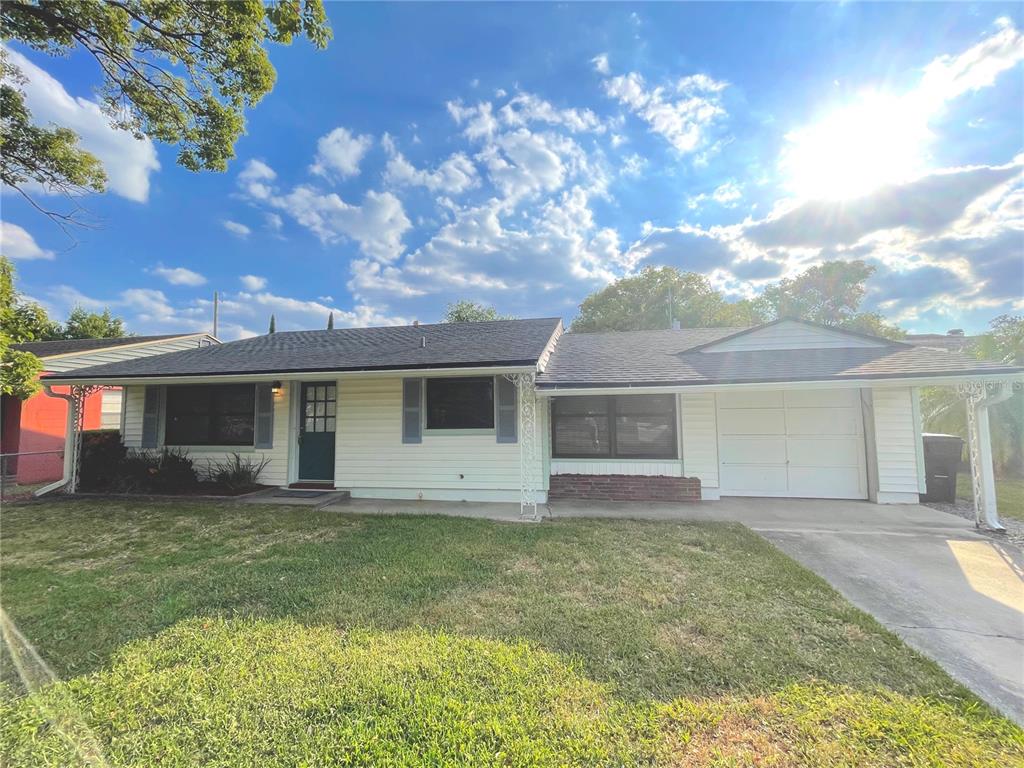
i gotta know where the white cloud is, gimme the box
[688,180,743,209]
[498,92,605,133]
[3,48,160,202]
[591,53,610,75]
[310,127,374,179]
[151,265,207,286]
[265,212,284,232]
[238,159,276,200]
[223,220,252,238]
[620,154,647,178]
[601,68,728,154]
[446,100,500,140]
[383,136,480,195]
[477,128,589,203]
[917,20,1024,107]
[0,221,54,260]
[240,274,267,290]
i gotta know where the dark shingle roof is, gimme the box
[537,327,1022,387]
[12,334,202,358]
[43,319,563,380]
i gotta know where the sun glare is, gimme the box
[781,91,930,201]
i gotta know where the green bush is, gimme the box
[116,448,198,493]
[205,453,270,491]
[1,619,1020,767]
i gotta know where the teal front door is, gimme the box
[298,383,336,482]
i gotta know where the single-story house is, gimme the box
[39,318,1022,526]
[2,333,218,484]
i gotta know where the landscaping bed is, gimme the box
[1,500,1020,765]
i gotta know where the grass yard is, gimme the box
[957,474,1024,521]
[2,500,1021,766]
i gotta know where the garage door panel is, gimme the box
[785,408,861,436]
[787,466,865,498]
[716,390,785,409]
[717,408,786,435]
[784,389,859,408]
[787,437,863,467]
[720,436,787,464]
[716,388,867,500]
[720,464,788,493]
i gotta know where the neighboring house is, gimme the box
[905,330,979,354]
[39,318,1022,523]
[2,334,218,484]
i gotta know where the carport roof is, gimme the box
[536,328,1023,388]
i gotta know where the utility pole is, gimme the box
[212,291,219,338]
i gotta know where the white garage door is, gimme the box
[717,389,867,499]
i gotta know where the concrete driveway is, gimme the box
[552,497,1024,723]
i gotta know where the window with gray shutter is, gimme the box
[495,376,517,443]
[254,384,274,448]
[402,378,423,443]
[141,385,163,448]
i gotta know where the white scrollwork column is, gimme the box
[67,385,102,494]
[505,373,539,521]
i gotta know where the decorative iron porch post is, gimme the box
[505,372,539,521]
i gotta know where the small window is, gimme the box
[165,384,255,446]
[552,394,677,459]
[426,377,494,430]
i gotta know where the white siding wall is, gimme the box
[680,392,719,488]
[100,388,123,429]
[44,335,216,372]
[869,387,922,503]
[122,382,292,487]
[701,320,885,353]
[333,376,546,501]
[334,376,545,502]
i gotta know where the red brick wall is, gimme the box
[548,474,701,502]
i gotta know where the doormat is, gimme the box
[273,490,329,499]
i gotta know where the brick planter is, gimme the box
[548,474,701,502]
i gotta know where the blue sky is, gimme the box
[2,3,1022,339]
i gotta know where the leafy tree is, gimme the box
[443,300,514,323]
[753,260,904,339]
[1,0,331,220]
[571,267,763,332]
[0,257,45,398]
[1,53,106,223]
[327,312,334,330]
[62,306,126,339]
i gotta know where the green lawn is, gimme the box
[1,500,1020,766]
[957,474,1024,521]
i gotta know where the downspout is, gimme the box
[33,385,78,497]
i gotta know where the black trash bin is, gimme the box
[921,433,964,503]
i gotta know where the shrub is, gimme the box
[1,619,1020,767]
[78,431,126,491]
[205,453,270,491]
[115,448,198,493]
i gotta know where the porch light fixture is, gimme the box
[271,381,283,395]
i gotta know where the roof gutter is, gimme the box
[535,370,1024,396]
[42,363,540,387]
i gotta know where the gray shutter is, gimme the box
[496,376,517,443]
[141,385,162,448]
[402,378,422,444]
[254,384,274,448]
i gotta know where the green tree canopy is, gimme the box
[62,306,127,339]
[571,266,766,332]
[443,300,514,323]
[1,257,45,398]
[753,260,904,339]
[1,0,330,220]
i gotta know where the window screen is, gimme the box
[552,394,677,459]
[426,377,494,429]
[165,384,255,446]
